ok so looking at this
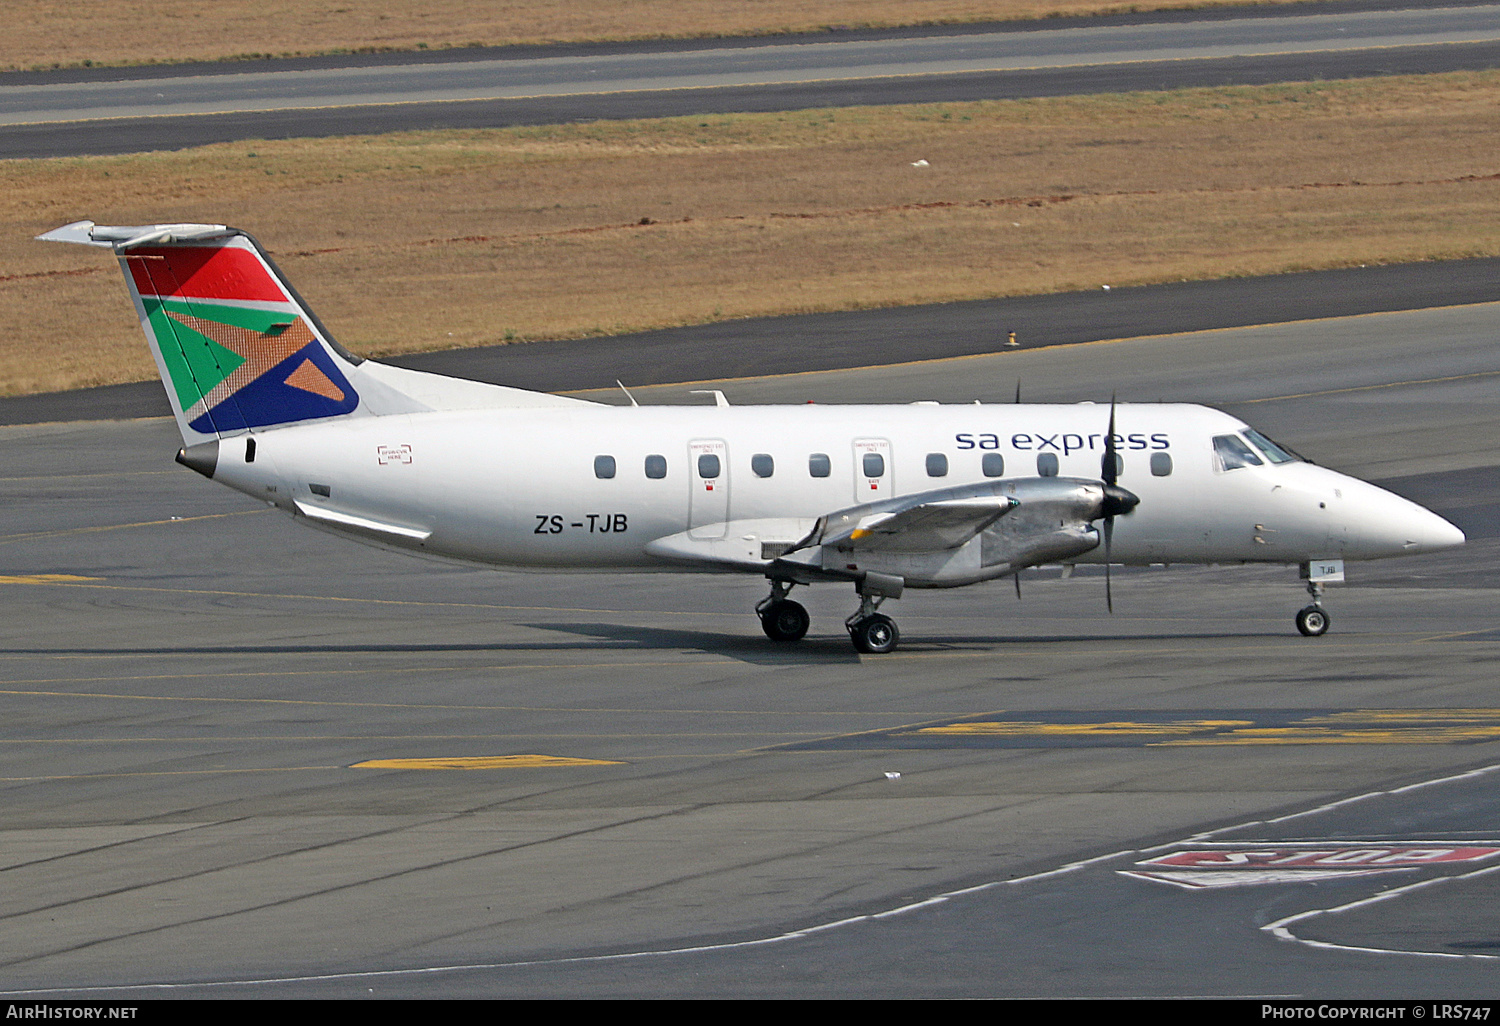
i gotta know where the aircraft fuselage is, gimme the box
[203,401,1459,576]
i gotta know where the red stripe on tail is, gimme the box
[127,246,287,302]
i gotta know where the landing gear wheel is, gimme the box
[849,613,899,654]
[760,599,810,643]
[1296,605,1330,637]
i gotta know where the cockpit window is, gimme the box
[1243,428,1299,464]
[1213,434,1263,472]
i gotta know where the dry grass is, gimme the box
[5,70,1500,395]
[5,0,1326,71]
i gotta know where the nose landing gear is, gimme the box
[1296,580,1330,637]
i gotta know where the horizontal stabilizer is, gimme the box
[37,220,235,249]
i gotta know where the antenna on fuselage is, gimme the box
[616,380,640,407]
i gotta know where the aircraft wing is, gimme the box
[812,492,1019,552]
[643,483,1021,572]
[645,476,1123,592]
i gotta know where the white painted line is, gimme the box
[1262,862,1500,961]
[7,765,1499,993]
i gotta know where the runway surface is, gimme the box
[5,4,1500,157]
[0,298,1497,997]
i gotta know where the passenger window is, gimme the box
[1213,434,1263,472]
[809,453,831,478]
[594,455,616,479]
[982,453,1005,478]
[1150,452,1173,477]
[1037,453,1058,477]
[698,453,721,479]
[644,454,667,479]
[926,453,948,477]
[751,453,774,478]
[1102,453,1123,479]
[863,452,885,477]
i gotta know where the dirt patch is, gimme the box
[6,71,1500,395]
[3,0,1330,71]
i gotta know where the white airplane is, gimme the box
[39,220,1465,652]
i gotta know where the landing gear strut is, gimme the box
[1296,580,1330,637]
[757,580,809,643]
[846,588,900,654]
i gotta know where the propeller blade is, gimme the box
[1094,395,1141,613]
[1102,392,1118,486]
[1014,571,1022,601]
[1103,515,1114,613]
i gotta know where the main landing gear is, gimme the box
[757,580,809,643]
[755,578,903,653]
[1296,580,1330,637]
[846,606,899,654]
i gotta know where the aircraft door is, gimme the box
[689,439,729,539]
[853,438,892,502]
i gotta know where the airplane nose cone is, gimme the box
[1399,505,1466,553]
[1282,466,1463,560]
[1361,489,1466,556]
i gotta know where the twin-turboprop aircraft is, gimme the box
[40,221,1465,652]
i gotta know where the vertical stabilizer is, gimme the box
[38,221,363,445]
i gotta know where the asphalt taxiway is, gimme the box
[0,298,1497,996]
[5,3,1500,157]
[9,5,1499,126]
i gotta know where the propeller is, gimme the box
[1099,394,1140,612]
[1012,378,1022,599]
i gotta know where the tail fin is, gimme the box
[38,221,362,444]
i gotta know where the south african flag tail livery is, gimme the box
[37,220,579,451]
[46,221,367,442]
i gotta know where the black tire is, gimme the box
[849,613,899,654]
[1296,605,1330,637]
[760,599,810,642]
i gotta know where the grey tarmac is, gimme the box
[0,299,1497,996]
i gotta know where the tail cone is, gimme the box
[175,440,218,479]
